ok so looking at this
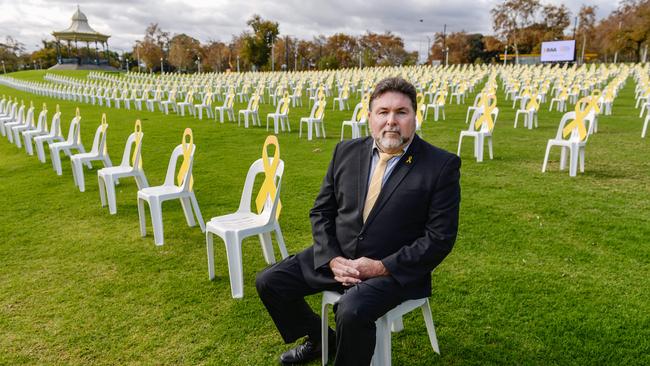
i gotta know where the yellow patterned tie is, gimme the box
[363,151,401,222]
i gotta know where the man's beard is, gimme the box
[375,129,409,151]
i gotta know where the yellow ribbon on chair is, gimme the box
[42,103,47,112]
[474,95,497,132]
[315,95,327,118]
[132,119,143,168]
[56,104,60,113]
[255,135,282,219]
[75,107,80,118]
[562,100,589,141]
[177,128,194,190]
[589,89,602,114]
[526,92,539,111]
[100,113,108,155]
[281,96,290,114]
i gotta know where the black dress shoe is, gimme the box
[279,332,336,365]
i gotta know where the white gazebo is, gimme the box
[52,6,112,68]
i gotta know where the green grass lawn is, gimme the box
[0,69,648,365]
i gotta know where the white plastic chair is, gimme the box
[10,104,35,148]
[299,99,326,140]
[194,93,213,120]
[49,109,90,176]
[266,96,291,134]
[161,90,178,115]
[137,128,205,245]
[514,95,541,129]
[176,91,195,116]
[0,101,18,136]
[333,88,350,111]
[321,290,440,366]
[457,106,499,163]
[22,106,49,155]
[541,111,595,177]
[4,103,27,144]
[70,114,113,192]
[340,102,369,140]
[238,94,261,128]
[98,120,149,214]
[34,108,63,163]
[205,137,287,298]
[215,94,235,123]
[425,91,446,121]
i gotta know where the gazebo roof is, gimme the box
[52,6,110,42]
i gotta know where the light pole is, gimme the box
[33,60,36,70]
[126,58,130,72]
[445,47,449,66]
[136,42,141,72]
[426,35,431,64]
[197,56,201,73]
[236,55,240,73]
[2,60,6,74]
[160,57,164,73]
[503,45,508,66]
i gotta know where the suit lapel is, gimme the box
[357,137,374,222]
[363,135,421,227]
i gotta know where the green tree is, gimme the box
[240,14,279,70]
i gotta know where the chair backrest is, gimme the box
[24,105,35,128]
[315,100,326,119]
[119,126,144,169]
[48,108,62,138]
[15,104,25,124]
[239,157,285,221]
[348,103,362,122]
[34,105,48,132]
[306,100,319,118]
[65,115,82,145]
[89,114,109,156]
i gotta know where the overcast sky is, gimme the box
[0,0,619,61]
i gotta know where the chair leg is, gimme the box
[98,175,107,207]
[258,232,276,264]
[105,176,118,215]
[137,197,147,237]
[180,197,197,227]
[51,147,63,175]
[149,198,165,245]
[321,301,331,366]
[642,116,649,138]
[190,193,205,232]
[559,147,567,171]
[569,144,579,177]
[224,233,244,298]
[274,222,289,259]
[457,135,463,156]
[487,136,493,160]
[206,231,216,280]
[421,300,440,354]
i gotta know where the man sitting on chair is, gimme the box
[256,77,461,365]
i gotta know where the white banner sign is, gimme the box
[541,40,576,62]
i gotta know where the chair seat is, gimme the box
[71,152,102,161]
[98,165,135,176]
[207,212,272,235]
[138,185,184,198]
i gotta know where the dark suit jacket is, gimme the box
[296,134,461,299]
